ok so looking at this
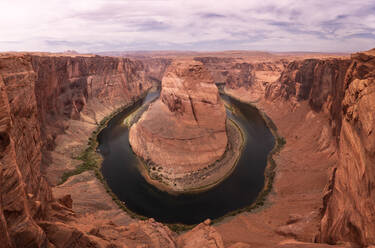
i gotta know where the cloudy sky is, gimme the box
[0,0,374,53]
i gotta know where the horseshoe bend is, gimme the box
[0,48,374,248]
[129,60,244,193]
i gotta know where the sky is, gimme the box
[0,0,374,53]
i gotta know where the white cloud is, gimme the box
[0,0,374,52]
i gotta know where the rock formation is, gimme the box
[129,60,230,192]
[0,53,151,247]
[177,219,224,248]
[195,57,284,89]
[262,49,375,246]
[195,56,286,102]
[1,56,54,248]
[265,58,351,139]
[140,57,172,84]
[1,49,374,247]
[318,49,375,246]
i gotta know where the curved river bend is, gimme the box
[98,90,275,225]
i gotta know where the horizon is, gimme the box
[0,49,353,56]
[1,0,374,53]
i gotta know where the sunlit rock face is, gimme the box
[318,49,375,246]
[129,60,227,178]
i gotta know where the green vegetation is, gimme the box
[59,106,127,185]
[58,93,150,221]
[59,131,100,184]
[123,102,149,128]
[277,136,287,148]
[167,223,195,233]
[223,101,237,114]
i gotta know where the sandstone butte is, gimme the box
[0,49,374,248]
[129,60,232,192]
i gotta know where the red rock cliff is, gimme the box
[266,58,351,139]
[0,54,151,247]
[265,51,375,246]
[318,50,375,246]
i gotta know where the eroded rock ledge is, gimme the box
[129,60,243,192]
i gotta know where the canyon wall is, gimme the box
[208,51,374,246]
[195,56,284,89]
[31,56,150,153]
[1,56,52,248]
[263,50,375,246]
[196,56,286,103]
[139,57,172,84]
[0,54,151,247]
[318,50,375,246]
[265,58,351,140]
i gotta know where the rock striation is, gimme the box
[265,58,351,139]
[0,53,151,247]
[263,50,375,246]
[129,60,229,192]
[318,49,375,246]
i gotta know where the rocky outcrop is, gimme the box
[0,54,151,247]
[38,217,177,248]
[318,50,375,246]
[129,60,229,192]
[177,219,224,248]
